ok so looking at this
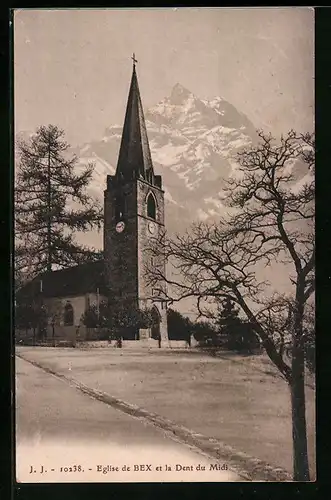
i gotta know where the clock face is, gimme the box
[148,221,156,234]
[115,221,125,233]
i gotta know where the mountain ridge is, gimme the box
[72,83,259,241]
[15,85,312,316]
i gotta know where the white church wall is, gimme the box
[54,295,103,342]
[43,295,87,326]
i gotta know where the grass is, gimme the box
[16,346,315,478]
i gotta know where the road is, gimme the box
[15,356,244,483]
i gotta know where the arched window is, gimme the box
[64,302,74,326]
[147,193,156,220]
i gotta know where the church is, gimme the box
[16,57,169,345]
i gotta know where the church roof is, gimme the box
[116,58,154,180]
[16,260,107,301]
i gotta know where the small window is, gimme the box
[147,169,153,184]
[147,193,156,220]
[64,303,74,326]
[115,194,125,221]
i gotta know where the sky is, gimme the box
[14,7,314,147]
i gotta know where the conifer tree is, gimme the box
[216,297,241,335]
[215,297,243,350]
[216,298,260,352]
[167,308,192,341]
[15,125,103,282]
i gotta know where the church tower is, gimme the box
[104,55,168,341]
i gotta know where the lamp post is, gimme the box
[96,287,100,325]
[51,318,55,347]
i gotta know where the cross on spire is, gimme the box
[116,53,154,180]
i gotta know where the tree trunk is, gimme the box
[290,287,310,482]
[290,343,310,481]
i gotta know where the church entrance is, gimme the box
[150,305,161,340]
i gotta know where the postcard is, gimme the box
[14,7,315,483]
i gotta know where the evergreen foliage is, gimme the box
[15,125,103,283]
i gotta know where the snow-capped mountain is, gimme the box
[15,85,313,313]
[73,83,258,238]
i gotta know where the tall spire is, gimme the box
[115,55,154,181]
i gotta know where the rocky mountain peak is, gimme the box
[70,84,260,242]
[169,83,195,104]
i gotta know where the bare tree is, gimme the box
[146,130,315,481]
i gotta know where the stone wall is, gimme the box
[103,175,168,342]
[137,178,165,302]
[42,295,86,326]
[136,179,168,340]
[15,292,108,345]
[104,178,139,304]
